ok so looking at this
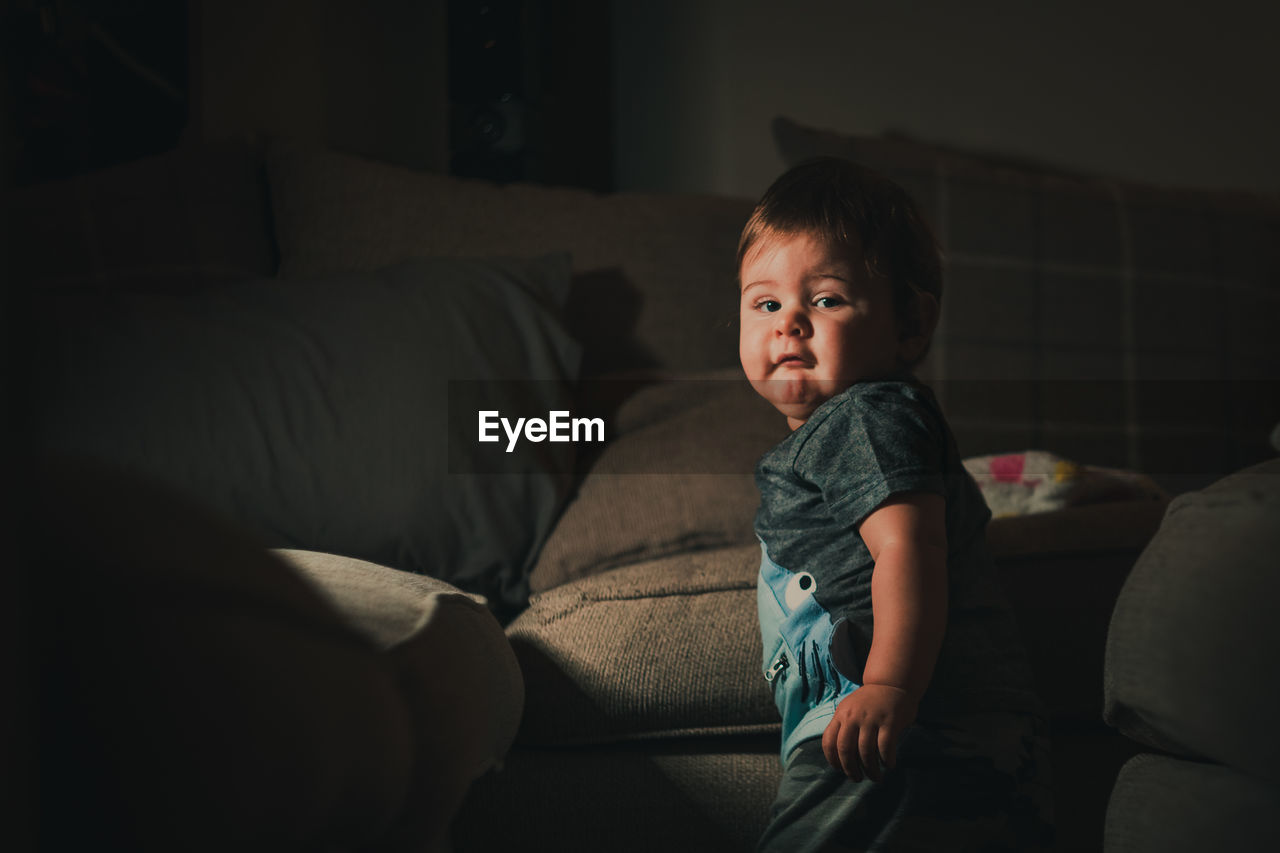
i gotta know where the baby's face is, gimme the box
[739,232,904,429]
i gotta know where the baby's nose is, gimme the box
[776,307,810,335]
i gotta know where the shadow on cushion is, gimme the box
[24,455,414,851]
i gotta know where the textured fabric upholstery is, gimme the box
[265,143,755,374]
[510,544,776,746]
[25,458,414,851]
[277,548,522,763]
[455,741,781,853]
[1103,458,1280,784]
[1105,754,1280,851]
[31,256,580,615]
[517,508,1163,755]
[278,549,524,852]
[530,371,789,593]
[275,548,488,643]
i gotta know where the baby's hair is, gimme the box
[737,157,943,363]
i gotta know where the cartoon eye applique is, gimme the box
[784,572,817,610]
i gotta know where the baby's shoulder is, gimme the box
[758,379,942,477]
[843,377,934,407]
[811,378,938,435]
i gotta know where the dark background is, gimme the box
[2,0,1278,196]
[1,0,612,190]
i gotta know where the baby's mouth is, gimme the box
[776,354,809,368]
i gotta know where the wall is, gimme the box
[193,0,610,186]
[613,0,1280,198]
[193,0,449,171]
[1,0,190,186]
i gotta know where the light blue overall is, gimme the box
[756,539,861,762]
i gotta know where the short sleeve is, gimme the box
[793,383,946,530]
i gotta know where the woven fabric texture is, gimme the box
[266,143,754,375]
[27,458,414,849]
[1103,458,1280,784]
[510,544,776,746]
[455,741,781,853]
[278,548,525,848]
[276,548,487,648]
[1105,753,1280,852]
[530,371,789,592]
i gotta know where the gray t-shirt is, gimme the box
[754,378,1040,718]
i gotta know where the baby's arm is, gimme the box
[821,491,948,782]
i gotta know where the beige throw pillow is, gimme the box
[529,371,790,593]
[265,143,755,375]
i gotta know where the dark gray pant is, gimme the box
[758,712,1054,853]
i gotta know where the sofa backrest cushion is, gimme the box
[1103,457,1280,784]
[529,370,790,593]
[510,543,776,746]
[28,254,580,617]
[773,117,1280,490]
[265,143,756,376]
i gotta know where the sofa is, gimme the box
[10,118,1278,851]
[1102,457,1280,851]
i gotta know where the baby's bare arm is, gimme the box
[860,492,948,699]
[822,492,948,781]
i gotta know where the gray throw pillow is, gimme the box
[1103,457,1280,784]
[30,254,580,617]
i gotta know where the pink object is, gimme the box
[989,454,1026,483]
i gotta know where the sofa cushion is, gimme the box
[275,549,522,762]
[265,143,755,374]
[456,740,781,853]
[1104,458,1280,784]
[29,254,580,616]
[7,139,277,288]
[275,549,487,643]
[1105,753,1280,851]
[25,457,413,850]
[772,116,1280,490]
[276,549,523,850]
[510,544,776,746]
[529,371,790,593]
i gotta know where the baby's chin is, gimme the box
[749,376,844,422]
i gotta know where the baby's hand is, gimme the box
[821,684,918,782]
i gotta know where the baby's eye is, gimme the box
[755,299,781,313]
[814,296,844,308]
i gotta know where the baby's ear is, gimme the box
[898,292,940,364]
